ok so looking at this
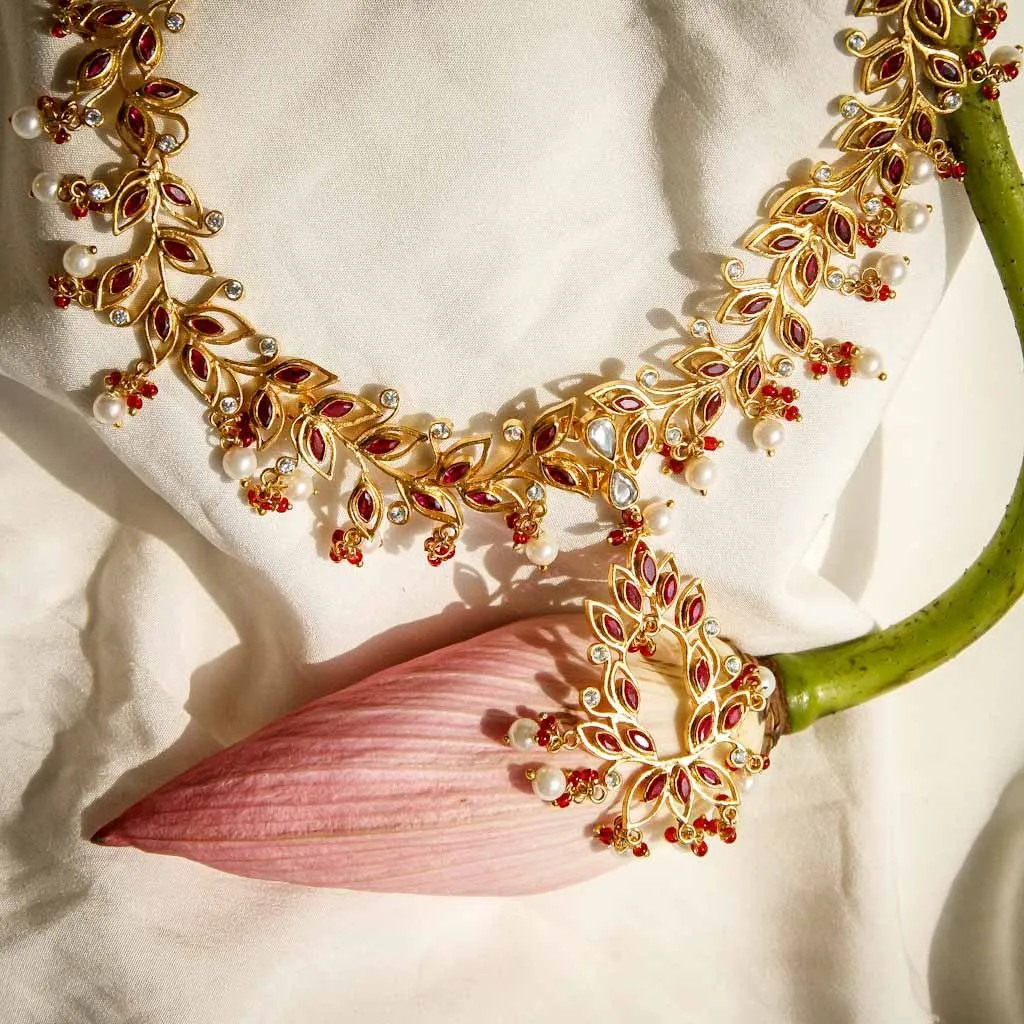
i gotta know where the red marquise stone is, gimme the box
[356,489,375,523]
[109,265,136,294]
[868,128,896,148]
[702,362,729,378]
[83,51,112,80]
[703,392,723,421]
[746,364,762,394]
[879,52,905,80]
[97,9,132,26]
[932,58,960,83]
[644,774,667,801]
[603,614,625,642]
[188,348,209,380]
[144,81,180,100]
[320,399,354,418]
[465,490,500,507]
[695,714,713,744]
[275,365,312,385]
[632,424,651,457]
[627,729,654,753]
[597,733,622,754]
[125,106,147,139]
[533,422,558,453]
[771,234,800,252]
[309,428,327,462]
[153,305,171,339]
[412,491,444,513]
[696,765,721,785]
[887,156,905,185]
[162,238,195,263]
[623,581,643,612]
[796,197,828,216]
[640,556,657,589]
[123,187,149,219]
[694,658,711,692]
[161,183,191,206]
[622,679,640,712]
[803,254,820,287]
[674,771,691,803]
[660,573,678,604]
[741,296,771,315]
[832,213,853,246]
[134,25,157,63]
[364,435,400,456]
[686,596,705,627]
[254,392,274,428]
[439,462,471,486]
[188,315,224,337]
[545,465,576,489]
[724,704,743,729]
[613,395,644,412]
[788,318,808,349]
[916,113,933,144]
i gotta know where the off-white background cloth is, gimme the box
[0,1,1022,1021]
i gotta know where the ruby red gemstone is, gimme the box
[153,306,171,340]
[465,490,500,507]
[555,793,572,808]
[686,596,705,627]
[161,183,191,206]
[320,399,354,419]
[189,315,224,337]
[788,318,807,349]
[622,581,643,612]
[126,394,143,411]
[644,773,667,801]
[696,765,720,785]
[932,58,961,83]
[632,423,650,458]
[533,422,558,452]
[97,9,132,26]
[660,573,678,604]
[703,392,723,421]
[746,364,762,394]
[83,51,112,80]
[803,255,819,287]
[275,365,312,385]
[626,729,654,753]
[694,658,711,692]
[134,25,157,63]
[741,296,771,316]
[867,128,897,148]
[916,113,933,144]
[162,238,195,263]
[109,265,136,294]
[674,771,691,803]
[544,465,576,489]
[439,462,471,485]
[796,197,828,216]
[613,395,644,412]
[309,428,327,462]
[622,679,640,712]
[597,733,622,754]
[887,156,905,185]
[832,213,853,246]
[640,559,657,591]
[603,614,625,642]
[879,52,905,80]
[123,187,149,220]
[356,490,375,522]
[664,826,679,843]
[188,348,209,380]
[724,704,743,729]
[771,234,800,252]
[125,106,147,139]
[702,362,729,378]
[695,714,712,744]
[412,491,444,513]
[254,392,274,428]
[144,81,181,100]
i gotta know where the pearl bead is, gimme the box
[525,534,558,568]
[752,418,784,452]
[531,765,567,802]
[31,171,61,202]
[222,445,258,480]
[92,392,126,425]
[991,46,1021,66]
[642,500,674,535]
[855,347,884,378]
[757,665,777,697]
[62,244,97,278]
[507,718,540,752]
[10,106,42,139]
[684,457,716,494]
[877,254,908,287]
[289,473,313,501]
[907,151,935,185]
[898,201,930,234]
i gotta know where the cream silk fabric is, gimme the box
[1,1,1023,1021]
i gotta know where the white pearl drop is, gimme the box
[289,474,313,501]
[877,254,908,287]
[31,171,61,202]
[991,46,1021,66]
[531,765,567,802]
[525,534,558,568]
[684,457,716,494]
[752,418,785,452]
[10,106,43,140]
[855,347,884,378]
[92,392,126,425]
[758,665,777,697]
[62,244,97,278]
[907,151,935,185]
[222,445,258,480]
[898,201,930,234]
[507,718,540,752]
[642,500,673,535]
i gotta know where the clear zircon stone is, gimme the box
[846,31,866,52]
[590,644,610,664]
[729,747,748,768]
[704,618,720,638]
[219,396,240,414]
[380,389,399,408]
[205,210,225,231]
[777,359,794,377]
[259,337,278,357]
[665,426,683,445]
[606,770,621,788]
[109,307,129,326]
[224,280,243,300]
[87,182,109,202]
[526,483,544,502]
[826,269,844,289]
[156,134,178,153]
[429,421,451,440]
[83,108,103,127]
[165,12,185,31]
[503,424,523,442]
[387,503,409,524]
[691,319,710,338]
[276,456,296,475]
[725,655,743,676]
[640,370,658,389]
[841,101,859,119]
[582,688,601,709]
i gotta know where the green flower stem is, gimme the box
[775,51,1024,733]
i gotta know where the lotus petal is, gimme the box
[93,615,622,896]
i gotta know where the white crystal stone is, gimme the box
[83,107,103,127]
[87,182,110,202]
[608,470,638,510]
[758,665,777,696]
[165,11,185,30]
[222,445,257,480]
[777,358,794,377]
[586,417,617,460]
[63,244,97,278]
[729,747,749,768]
[224,280,243,300]
[955,0,975,13]
[640,370,658,388]
[109,307,130,326]
[387,503,410,524]
[31,172,61,203]
[380,389,399,408]
[220,396,240,414]
[826,269,844,289]
[276,456,297,475]
[10,106,43,139]
[940,91,962,111]
[864,197,882,216]
[92,392,126,425]
[503,424,523,442]
[907,151,935,185]
[725,260,743,280]
[841,100,860,118]
[856,346,884,378]
[691,319,710,338]
[156,133,178,152]
[531,765,567,802]
[258,337,278,357]
[429,421,450,440]
[704,618,720,637]
[752,417,785,452]
[725,655,743,676]
[582,688,601,709]
[665,426,683,445]
[526,483,544,502]
[590,644,610,664]
[507,717,540,752]
[205,210,224,231]
[846,31,866,52]
[606,770,622,789]
[813,165,833,184]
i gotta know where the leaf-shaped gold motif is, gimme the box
[76,48,118,92]
[250,386,284,447]
[96,257,145,311]
[180,343,231,406]
[576,721,626,759]
[400,481,462,528]
[530,399,575,455]
[136,78,197,112]
[117,101,156,160]
[675,577,709,634]
[359,426,427,463]
[131,21,162,72]
[86,4,141,38]
[436,435,491,486]
[824,204,858,258]
[861,40,909,93]
[586,599,629,650]
[910,0,950,43]
[788,238,825,306]
[777,308,813,355]
[145,300,179,366]
[689,759,738,806]
[620,766,668,827]
[768,186,833,222]
[672,346,735,380]
[715,287,775,326]
[539,454,593,495]
[155,173,203,229]
[157,228,213,275]
[837,115,901,154]
[348,474,384,537]
[742,222,809,259]
[293,415,337,478]
[585,382,653,416]
[181,306,254,346]
[924,49,966,88]
[113,170,154,234]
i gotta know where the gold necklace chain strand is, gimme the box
[10,0,1018,571]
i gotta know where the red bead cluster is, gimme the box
[664,815,736,856]
[506,507,541,548]
[424,529,457,567]
[937,159,967,182]
[553,767,603,808]
[975,1,1008,42]
[594,818,649,858]
[859,282,895,303]
[628,634,658,659]
[47,271,100,309]
[760,382,801,422]
[247,483,291,516]
[657,436,721,479]
[856,194,896,249]
[102,369,158,414]
[606,507,645,547]
[809,342,859,385]
[35,95,79,145]
[330,528,365,567]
